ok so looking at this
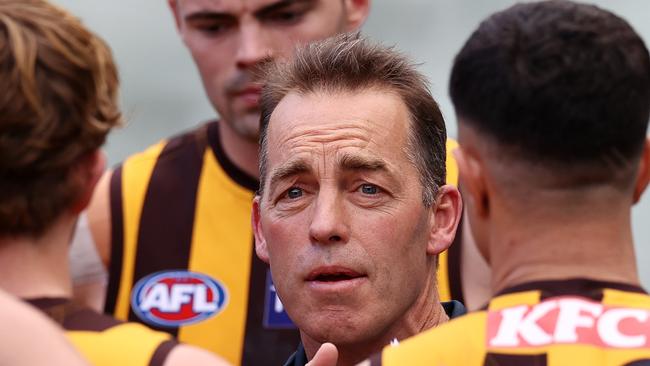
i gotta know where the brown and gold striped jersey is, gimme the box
[374,278,650,366]
[28,298,175,366]
[105,121,461,365]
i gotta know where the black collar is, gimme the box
[206,120,259,192]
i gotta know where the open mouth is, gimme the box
[306,267,365,282]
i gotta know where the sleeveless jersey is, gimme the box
[105,121,462,365]
[28,298,175,366]
[374,278,650,366]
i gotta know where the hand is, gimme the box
[306,343,338,366]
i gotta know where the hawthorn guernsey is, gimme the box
[131,271,228,327]
[488,296,650,349]
[377,281,650,366]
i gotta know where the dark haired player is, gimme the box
[320,1,650,365]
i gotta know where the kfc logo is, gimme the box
[487,297,650,348]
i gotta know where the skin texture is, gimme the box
[253,89,461,366]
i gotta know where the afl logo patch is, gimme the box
[131,271,228,327]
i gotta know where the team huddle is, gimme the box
[0,0,649,366]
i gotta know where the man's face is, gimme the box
[171,0,367,142]
[253,89,436,345]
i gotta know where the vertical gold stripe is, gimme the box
[178,150,254,365]
[445,138,460,187]
[437,251,451,302]
[114,142,166,320]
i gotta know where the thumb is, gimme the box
[306,343,338,366]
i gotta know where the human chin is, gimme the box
[300,306,374,344]
[228,111,261,141]
[298,290,377,336]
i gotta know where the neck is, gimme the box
[219,119,260,179]
[302,266,449,366]
[0,215,76,299]
[488,192,639,294]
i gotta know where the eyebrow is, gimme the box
[339,153,402,189]
[184,0,315,23]
[267,153,398,195]
[184,11,234,23]
[268,158,312,195]
[255,0,316,17]
[339,154,389,172]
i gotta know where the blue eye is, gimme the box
[360,184,379,195]
[287,187,303,199]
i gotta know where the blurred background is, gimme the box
[52,0,650,287]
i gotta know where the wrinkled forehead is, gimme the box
[265,89,412,167]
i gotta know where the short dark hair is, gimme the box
[259,33,447,206]
[450,0,650,186]
[0,0,121,236]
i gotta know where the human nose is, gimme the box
[309,190,349,246]
[236,22,273,68]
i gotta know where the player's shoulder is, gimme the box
[405,311,486,348]
[121,122,213,169]
[64,307,170,340]
[64,309,175,366]
[382,312,487,365]
[63,307,123,332]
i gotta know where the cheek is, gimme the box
[264,215,308,269]
[185,40,232,82]
[357,208,430,275]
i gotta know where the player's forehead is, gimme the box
[176,0,315,15]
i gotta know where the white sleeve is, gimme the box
[69,212,108,286]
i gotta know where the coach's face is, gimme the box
[253,89,446,346]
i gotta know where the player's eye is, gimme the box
[262,3,312,26]
[188,19,234,36]
[359,184,380,195]
[269,10,301,23]
[286,187,303,199]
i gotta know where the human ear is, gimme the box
[426,185,462,256]
[70,150,106,214]
[252,196,270,263]
[633,137,650,204]
[453,146,489,218]
[342,0,371,31]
